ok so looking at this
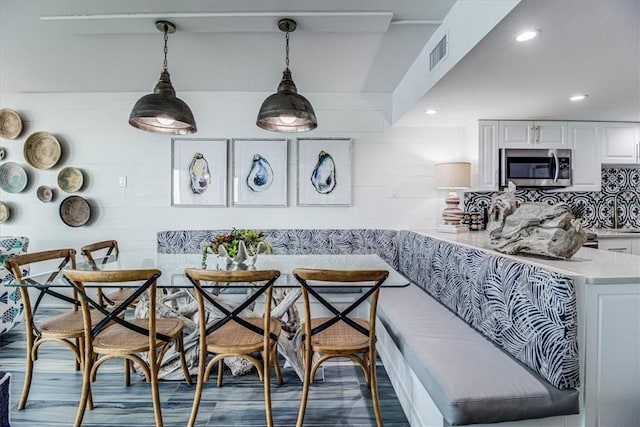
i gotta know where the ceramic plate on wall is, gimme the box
[24,132,62,169]
[0,202,10,223]
[59,195,91,227]
[37,185,54,203]
[0,161,28,193]
[0,108,23,140]
[57,167,83,193]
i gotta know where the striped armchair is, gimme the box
[0,236,29,335]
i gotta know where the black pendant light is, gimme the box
[129,20,197,135]
[257,19,317,133]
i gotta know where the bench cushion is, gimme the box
[378,285,579,425]
[397,230,579,390]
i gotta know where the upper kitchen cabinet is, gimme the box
[477,120,499,190]
[601,123,640,164]
[499,121,567,148]
[568,122,601,191]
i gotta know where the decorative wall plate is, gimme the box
[0,108,23,140]
[0,162,28,193]
[0,201,10,223]
[24,132,62,169]
[0,147,5,160]
[57,167,83,193]
[37,185,54,203]
[59,196,91,227]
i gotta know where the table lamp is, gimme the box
[435,162,471,232]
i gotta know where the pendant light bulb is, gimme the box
[257,19,317,133]
[129,20,197,135]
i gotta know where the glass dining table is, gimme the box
[19,253,409,381]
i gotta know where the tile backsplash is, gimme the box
[464,167,640,230]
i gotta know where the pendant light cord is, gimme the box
[285,31,290,69]
[162,24,169,72]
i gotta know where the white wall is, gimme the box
[0,91,465,263]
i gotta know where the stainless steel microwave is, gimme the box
[499,148,572,188]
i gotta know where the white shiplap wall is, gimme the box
[0,91,466,263]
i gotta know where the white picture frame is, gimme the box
[297,138,352,206]
[171,138,228,207]
[232,138,288,207]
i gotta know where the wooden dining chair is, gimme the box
[292,268,389,427]
[184,268,283,427]
[63,268,193,427]
[3,248,98,410]
[80,240,137,308]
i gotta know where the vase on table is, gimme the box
[217,240,267,267]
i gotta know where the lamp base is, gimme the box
[436,224,470,234]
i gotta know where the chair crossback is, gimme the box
[63,269,170,341]
[293,268,389,337]
[5,249,78,335]
[80,240,119,270]
[185,269,281,340]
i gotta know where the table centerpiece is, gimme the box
[201,228,272,268]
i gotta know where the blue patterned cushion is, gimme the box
[397,230,579,390]
[0,371,10,427]
[157,229,399,268]
[0,236,29,336]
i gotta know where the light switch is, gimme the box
[119,176,127,187]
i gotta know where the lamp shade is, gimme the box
[256,69,317,133]
[256,19,317,133]
[435,162,471,189]
[129,71,197,135]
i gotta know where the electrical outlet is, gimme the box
[119,176,127,187]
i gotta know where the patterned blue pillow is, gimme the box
[0,371,10,427]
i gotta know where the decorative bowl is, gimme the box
[37,185,54,203]
[59,195,91,227]
[0,162,28,193]
[24,131,62,169]
[0,201,10,223]
[57,167,84,193]
[0,108,23,140]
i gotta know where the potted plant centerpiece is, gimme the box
[201,228,272,268]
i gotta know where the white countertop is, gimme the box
[590,228,640,238]
[415,230,640,285]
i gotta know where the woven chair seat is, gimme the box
[104,288,138,304]
[39,309,108,338]
[308,317,370,352]
[93,318,185,354]
[206,318,281,354]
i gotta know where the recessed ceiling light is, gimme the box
[515,29,540,42]
[569,94,588,101]
[425,109,438,115]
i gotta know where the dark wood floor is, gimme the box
[0,310,410,426]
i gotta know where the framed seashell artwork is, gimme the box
[297,138,352,206]
[231,138,288,207]
[171,138,228,207]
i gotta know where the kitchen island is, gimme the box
[406,230,640,427]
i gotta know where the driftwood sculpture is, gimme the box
[487,183,586,259]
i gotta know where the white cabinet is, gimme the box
[568,122,601,191]
[601,123,640,164]
[499,121,567,148]
[477,120,499,190]
[597,237,640,255]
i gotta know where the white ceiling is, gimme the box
[0,0,638,127]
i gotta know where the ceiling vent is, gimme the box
[429,34,447,71]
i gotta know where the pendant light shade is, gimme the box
[257,19,317,133]
[129,21,197,135]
